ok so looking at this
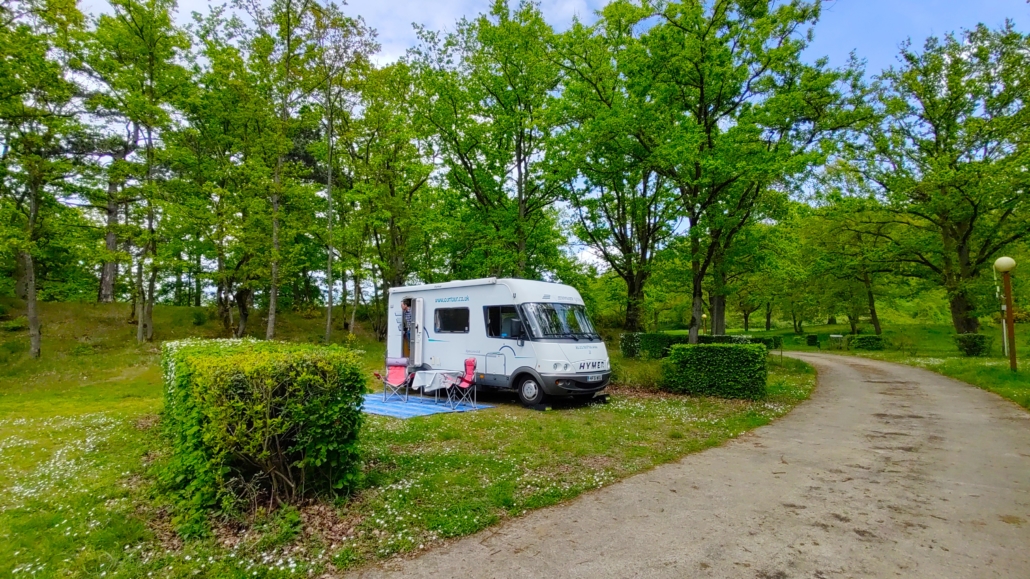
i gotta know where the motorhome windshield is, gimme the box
[521,302,599,339]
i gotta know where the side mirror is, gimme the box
[510,319,524,346]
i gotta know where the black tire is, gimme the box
[517,376,546,406]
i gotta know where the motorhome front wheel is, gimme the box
[518,377,545,406]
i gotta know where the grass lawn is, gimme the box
[0,301,816,578]
[721,322,1030,411]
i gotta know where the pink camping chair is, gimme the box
[445,357,477,410]
[374,357,412,402]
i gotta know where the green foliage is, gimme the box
[636,332,783,358]
[843,24,1030,334]
[619,332,641,358]
[953,334,993,357]
[160,339,365,537]
[639,333,691,359]
[849,335,885,350]
[190,310,207,326]
[806,334,819,347]
[661,344,768,399]
[1,316,28,332]
[749,336,784,350]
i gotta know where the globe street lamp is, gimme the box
[994,256,1017,372]
[702,313,708,336]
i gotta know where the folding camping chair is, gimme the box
[374,357,412,403]
[445,357,477,410]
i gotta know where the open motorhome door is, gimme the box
[412,297,424,366]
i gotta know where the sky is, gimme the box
[144,0,1030,74]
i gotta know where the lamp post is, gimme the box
[702,313,708,336]
[995,256,1018,372]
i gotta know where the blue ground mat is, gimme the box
[361,393,492,419]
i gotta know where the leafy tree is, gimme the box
[304,1,375,341]
[846,24,1030,334]
[594,0,866,342]
[0,0,84,357]
[235,0,318,339]
[78,0,190,341]
[555,13,681,331]
[412,0,565,279]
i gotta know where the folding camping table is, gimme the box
[411,369,461,404]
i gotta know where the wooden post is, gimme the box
[1002,271,1017,372]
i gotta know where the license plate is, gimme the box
[586,374,603,382]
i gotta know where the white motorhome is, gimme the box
[387,278,611,406]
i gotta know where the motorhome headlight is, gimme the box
[553,363,560,370]
[563,363,570,371]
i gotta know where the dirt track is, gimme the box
[351,353,1030,579]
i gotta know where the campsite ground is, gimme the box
[352,352,1030,579]
[0,300,814,578]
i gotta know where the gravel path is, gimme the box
[351,353,1030,579]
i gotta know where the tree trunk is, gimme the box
[174,252,183,306]
[349,269,359,333]
[688,276,703,344]
[827,315,837,325]
[743,311,750,332]
[19,250,41,358]
[324,118,335,343]
[194,253,202,307]
[267,192,280,340]
[848,316,858,335]
[624,274,645,332]
[135,252,145,342]
[765,302,772,331]
[144,266,156,341]
[98,196,119,303]
[948,290,980,334]
[863,273,882,336]
[710,267,727,335]
[235,288,251,338]
[711,294,726,335]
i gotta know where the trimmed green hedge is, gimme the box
[805,334,819,347]
[628,332,782,359]
[639,333,691,359]
[160,339,365,537]
[954,333,992,357]
[620,332,641,358]
[660,343,767,399]
[849,335,885,351]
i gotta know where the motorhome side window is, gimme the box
[434,307,469,333]
[484,305,519,338]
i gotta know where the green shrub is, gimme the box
[805,334,819,347]
[850,335,885,351]
[752,336,783,350]
[660,343,767,399]
[639,333,691,359]
[620,332,641,358]
[635,333,782,358]
[954,333,992,357]
[191,310,207,326]
[160,339,366,537]
[1,316,28,332]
